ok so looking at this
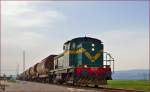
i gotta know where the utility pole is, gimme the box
[23,50,25,72]
[0,0,1,78]
[16,63,19,75]
[0,49,2,77]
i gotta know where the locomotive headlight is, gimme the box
[92,48,95,51]
[92,43,95,51]
[84,65,88,68]
[92,43,95,47]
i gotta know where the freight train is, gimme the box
[17,37,114,87]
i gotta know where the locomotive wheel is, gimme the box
[73,79,78,86]
[85,84,89,87]
[72,82,76,86]
[53,79,57,84]
[59,80,64,84]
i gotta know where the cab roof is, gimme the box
[64,37,102,44]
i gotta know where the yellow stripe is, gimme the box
[64,48,102,62]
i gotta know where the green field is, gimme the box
[107,80,150,92]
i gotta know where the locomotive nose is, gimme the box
[75,67,111,79]
[81,70,88,77]
[75,67,99,78]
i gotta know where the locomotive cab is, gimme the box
[68,37,104,68]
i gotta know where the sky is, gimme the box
[1,1,149,75]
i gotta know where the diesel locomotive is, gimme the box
[17,37,114,87]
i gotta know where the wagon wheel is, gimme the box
[95,85,98,88]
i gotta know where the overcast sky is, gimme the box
[1,1,149,75]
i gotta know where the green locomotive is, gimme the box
[50,37,114,86]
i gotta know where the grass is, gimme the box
[107,80,150,92]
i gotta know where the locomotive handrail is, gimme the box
[49,66,74,73]
[104,52,115,74]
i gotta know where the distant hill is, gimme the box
[112,69,149,80]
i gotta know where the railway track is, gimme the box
[14,81,145,92]
[41,82,145,92]
[100,88,145,92]
[70,86,145,92]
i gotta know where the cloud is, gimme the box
[2,1,65,28]
[1,1,66,75]
[2,1,66,48]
